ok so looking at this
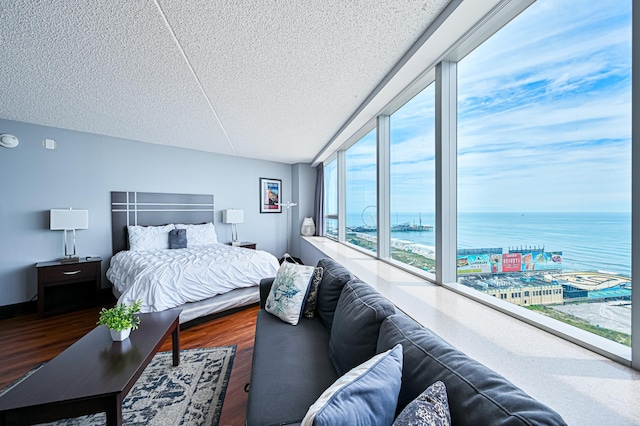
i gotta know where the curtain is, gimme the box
[314,163,325,236]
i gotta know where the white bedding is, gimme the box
[107,244,279,313]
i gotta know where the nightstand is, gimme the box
[228,241,256,250]
[35,257,102,318]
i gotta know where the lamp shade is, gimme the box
[50,209,89,230]
[222,209,244,224]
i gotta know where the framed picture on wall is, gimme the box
[259,177,282,213]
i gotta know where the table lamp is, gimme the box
[50,208,89,262]
[223,209,244,245]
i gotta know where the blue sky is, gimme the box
[342,0,631,216]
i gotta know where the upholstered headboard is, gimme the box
[110,191,215,255]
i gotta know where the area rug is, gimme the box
[2,346,236,426]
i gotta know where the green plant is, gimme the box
[97,300,143,331]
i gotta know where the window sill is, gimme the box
[301,236,640,426]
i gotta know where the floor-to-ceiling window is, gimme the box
[345,129,378,252]
[322,0,633,361]
[324,158,338,239]
[457,0,632,345]
[389,85,436,271]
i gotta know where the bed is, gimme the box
[106,191,280,325]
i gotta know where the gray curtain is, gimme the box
[314,163,325,236]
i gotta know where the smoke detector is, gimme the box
[0,134,19,148]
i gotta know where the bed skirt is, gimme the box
[111,286,259,324]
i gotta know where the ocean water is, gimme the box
[346,212,631,276]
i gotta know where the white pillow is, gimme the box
[301,344,403,426]
[265,262,315,325]
[127,224,174,251]
[174,222,218,246]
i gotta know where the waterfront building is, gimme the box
[483,284,564,306]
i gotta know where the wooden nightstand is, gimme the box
[35,257,102,318]
[228,241,256,250]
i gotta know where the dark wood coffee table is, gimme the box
[0,309,181,426]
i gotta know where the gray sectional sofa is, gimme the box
[246,258,567,425]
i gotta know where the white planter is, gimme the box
[301,217,316,236]
[110,328,131,341]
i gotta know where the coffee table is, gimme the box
[0,309,181,426]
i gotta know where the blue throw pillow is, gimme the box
[301,344,403,426]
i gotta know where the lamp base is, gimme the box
[60,256,80,263]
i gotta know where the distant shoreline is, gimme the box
[350,232,632,280]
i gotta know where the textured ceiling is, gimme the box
[0,0,450,164]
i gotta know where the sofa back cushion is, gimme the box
[329,280,397,376]
[377,314,567,426]
[315,258,353,332]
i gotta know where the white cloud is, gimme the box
[454,0,631,213]
[345,0,631,214]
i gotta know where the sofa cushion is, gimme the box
[265,262,315,325]
[315,258,352,332]
[302,344,403,426]
[329,280,397,376]
[393,380,451,426]
[377,314,567,426]
[246,310,339,426]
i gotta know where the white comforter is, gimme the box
[107,244,279,313]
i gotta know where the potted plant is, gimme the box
[98,300,143,341]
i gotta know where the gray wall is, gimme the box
[0,118,301,307]
[291,163,318,256]
[299,238,327,268]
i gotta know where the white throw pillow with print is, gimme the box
[265,262,315,325]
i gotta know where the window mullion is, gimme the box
[631,0,639,370]
[337,150,347,242]
[377,115,391,259]
[435,60,458,285]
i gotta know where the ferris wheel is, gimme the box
[361,205,377,228]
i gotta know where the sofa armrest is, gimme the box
[259,277,275,308]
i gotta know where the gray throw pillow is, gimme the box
[168,228,187,249]
[393,381,451,426]
[303,267,323,319]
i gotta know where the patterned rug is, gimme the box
[2,346,236,426]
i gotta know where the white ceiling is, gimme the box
[0,0,451,164]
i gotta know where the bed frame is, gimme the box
[110,191,216,254]
[109,191,260,326]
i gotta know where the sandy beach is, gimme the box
[390,237,435,259]
[352,233,434,254]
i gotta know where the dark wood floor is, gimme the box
[0,304,259,426]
